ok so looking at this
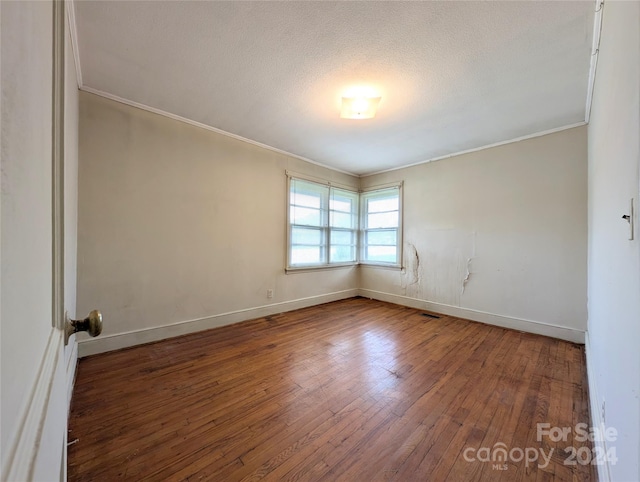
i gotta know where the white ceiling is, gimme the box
[73,1,595,176]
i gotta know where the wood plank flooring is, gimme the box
[68,297,596,481]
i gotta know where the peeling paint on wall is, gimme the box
[407,242,421,286]
[401,242,422,298]
[401,229,477,306]
[360,125,587,329]
[461,257,472,295]
[391,231,478,304]
[461,232,476,296]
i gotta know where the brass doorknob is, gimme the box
[65,310,102,344]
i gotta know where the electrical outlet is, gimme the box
[267,289,273,299]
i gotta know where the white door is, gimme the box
[1,1,83,480]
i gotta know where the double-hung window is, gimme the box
[288,177,358,269]
[287,174,401,270]
[360,186,402,266]
[329,188,359,263]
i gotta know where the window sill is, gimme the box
[285,263,358,274]
[359,262,404,271]
[286,262,403,274]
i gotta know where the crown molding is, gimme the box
[65,0,82,88]
[585,0,604,123]
[79,86,358,177]
[68,0,600,178]
[360,121,587,178]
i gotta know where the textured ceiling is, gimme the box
[73,1,595,176]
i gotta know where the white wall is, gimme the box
[76,92,359,355]
[76,95,589,352]
[360,126,588,342]
[1,0,54,468]
[587,1,640,481]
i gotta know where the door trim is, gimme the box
[52,0,65,331]
[0,0,69,479]
[0,329,63,481]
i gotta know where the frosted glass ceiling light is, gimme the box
[340,95,381,119]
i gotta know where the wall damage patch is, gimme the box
[401,242,422,297]
[461,257,473,295]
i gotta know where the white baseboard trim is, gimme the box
[1,328,62,482]
[357,289,585,344]
[585,332,611,482]
[78,289,359,357]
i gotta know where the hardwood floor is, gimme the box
[68,297,596,481]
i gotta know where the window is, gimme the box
[287,175,401,270]
[360,187,402,266]
[330,188,359,263]
[288,177,358,269]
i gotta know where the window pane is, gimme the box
[331,230,355,246]
[291,227,322,245]
[330,197,352,213]
[368,196,398,213]
[331,245,356,263]
[291,192,321,209]
[291,246,323,265]
[367,246,397,263]
[361,187,401,265]
[332,188,357,206]
[331,211,354,229]
[367,229,396,246]
[330,188,358,232]
[291,206,322,226]
[288,178,400,269]
[368,211,398,229]
[290,179,328,211]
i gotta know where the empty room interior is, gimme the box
[1,0,639,481]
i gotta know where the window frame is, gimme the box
[286,174,359,271]
[329,187,360,266]
[359,184,403,268]
[286,174,403,272]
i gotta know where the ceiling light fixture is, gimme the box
[340,95,381,119]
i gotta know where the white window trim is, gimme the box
[359,183,403,269]
[286,175,360,271]
[285,170,355,191]
[286,175,404,273]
